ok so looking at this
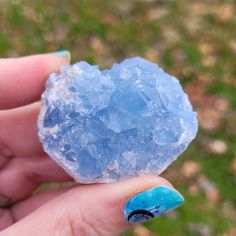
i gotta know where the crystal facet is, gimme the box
[38,57,198,183]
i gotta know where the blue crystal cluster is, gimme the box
[38,57,198,183]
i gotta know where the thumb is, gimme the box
[1,176,184,236]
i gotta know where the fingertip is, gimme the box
[123,184,184,224]
[52,50,71,63]
[106,176,181,225]
[29,52,71,74]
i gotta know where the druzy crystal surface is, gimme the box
[38,57,198,183]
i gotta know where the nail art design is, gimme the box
[124,186,184,224]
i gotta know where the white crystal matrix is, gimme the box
[38,57,198,183]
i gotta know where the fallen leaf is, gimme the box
[181,160,201,178]
[202,55,217,67]
[223,228,236,236]
[146,8,168,21]
[23,6,43,23]
[206,188,220,204]
[133,225,158,236]
[215,4,235,22]
[198,175,220,204]
[188,222,213,236]
[204,139,228,155]
[145,48,159,63]
[197,74,214,85]
[184,17,203,36]
[198,42,215,56]
[162,26,180,44]
[198,109,225,132]
[90,37,107,55]
[190,3,209,16]
[188,184,200,196]
[229,40,236,53]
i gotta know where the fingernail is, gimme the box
[53,50,71,62]
[124,185,184,224]
[0,194,12,208]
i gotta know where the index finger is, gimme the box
[0,51,71,110]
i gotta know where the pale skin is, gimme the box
[0,54,174,236]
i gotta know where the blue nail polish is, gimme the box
[53,50,71,62]
[124,186,184,224]
[54,50,68,55]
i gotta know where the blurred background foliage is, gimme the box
[0,0,236,235]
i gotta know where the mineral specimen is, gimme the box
[38,57,198,183]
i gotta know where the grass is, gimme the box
[0,0,236,235]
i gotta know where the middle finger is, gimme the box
[0,102,43,157]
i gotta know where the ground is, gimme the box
[0,0,236,235]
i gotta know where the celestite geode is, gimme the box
[38,57,198,183]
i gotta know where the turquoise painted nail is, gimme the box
[124,185,184,224]
[54,50,71,62]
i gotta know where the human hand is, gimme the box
[0,52,184,236]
